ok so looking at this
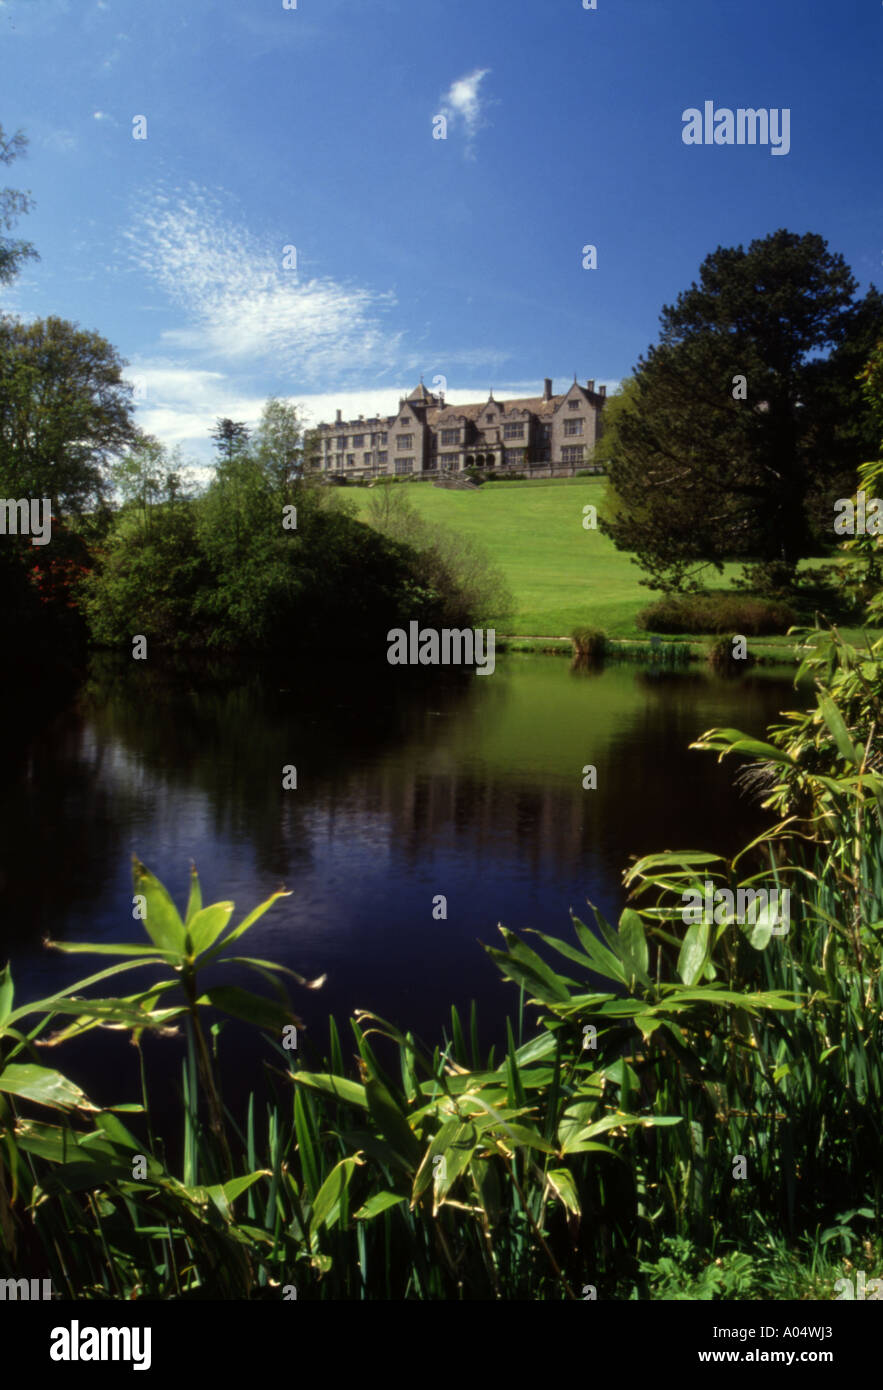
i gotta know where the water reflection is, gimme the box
[1,655,808,1070]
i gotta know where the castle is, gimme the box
[314,377,606,480]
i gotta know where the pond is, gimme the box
[1,654,809,1117]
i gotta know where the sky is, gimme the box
[1,0,881,465]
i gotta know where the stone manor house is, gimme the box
[314,377,607,480]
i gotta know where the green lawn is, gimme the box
[352,477,854,642]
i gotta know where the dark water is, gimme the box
[1,654,808,1117]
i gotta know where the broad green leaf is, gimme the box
[746,895,785,950]
[366,1076,420,1167]
[817,694,859,765]
[294,1072,368,1110]
[430,1130,477,1210]
[691,730,797,765]
[187,902,234,957]
[412,1119,461,1204]
[310,1156,358,1237]
[570,916,627,985]
[677,920,709,986]
[203,1170,271,1215]
[354,1190,407,1220]
[200,888,292,965]
[618,909,650,985]
[41,997,184,1045]
[224,956,326,989]
[526,931,593,974]
[46,941,176,960]
[95,1111,143,1150]
[132,858,186,956]
[493,1122,556,1154]
[546,1167,581,1216]
[496,928,573,1003]
[0,1063,95,1110]
[0,964,12,1027]
[628,850,724,876]
[185,864,203,925]
[198,985,301,1033]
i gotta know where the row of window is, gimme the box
[330,432,389,449]
[331,452,390,467]
[324,445,585,469]
[327,420,584,451]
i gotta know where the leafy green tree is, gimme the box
[600,230,883,590]
[195,449,295,648]
[107,432,195,536]
[210,417,250,461]
[0,124,38,288]
[0,314,136,516]
[81,493,210,651]
[252,397,303,489]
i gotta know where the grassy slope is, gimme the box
[352,477,866,643]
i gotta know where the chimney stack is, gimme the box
[335,408,342,423]
[543,377,552,401]
[439,391,445,408]
[598,384,606,398]
[586,379,595,393]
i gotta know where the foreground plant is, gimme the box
[1,859,322,1295]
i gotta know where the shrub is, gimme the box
[571,627,608,662]
[706,634,757,674]
[637,592,797,635]
[363,484,513,626]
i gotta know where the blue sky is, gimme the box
[2,0,881,463]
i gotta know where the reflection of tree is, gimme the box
[77,656,482,883]
[0,702,133,951]
[2,655,803,970]
[599,673,800,860]
[375,671,801,882]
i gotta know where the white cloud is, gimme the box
[124,185,403,383]
[124,363,272,467]
[92,109,111,121]
[439,68,491,156]
[124,369,618,463]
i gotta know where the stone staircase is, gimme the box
[433,476,479,490]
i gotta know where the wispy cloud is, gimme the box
[124,185,403,382]
[43,128,77,152]
[438,67,491,158]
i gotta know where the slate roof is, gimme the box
[406,382,438,404]
[317,382,602,429]
[427,395,564,425]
